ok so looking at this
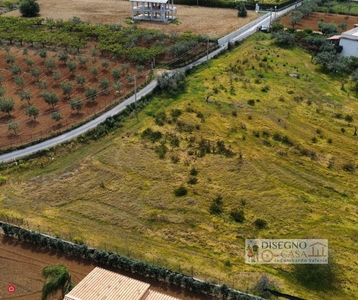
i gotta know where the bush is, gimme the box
[294,256,339,290]
[230,209,245,223]
[209,196,223,215]
[254,218,268,229]
[174,186,188,197]
[19,0,40,17]
[190,167,198,176]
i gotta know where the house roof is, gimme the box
[146,290,182,300]
[341,27,358,41]
[64,267,181,300]
[326,35,341,40]
[64,267,150,300]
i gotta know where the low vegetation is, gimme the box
[0,32,357,300]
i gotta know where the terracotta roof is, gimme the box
[326,35,341,40]
[146,290,181,300]
[64,267,150,300]
[64,267,181,300]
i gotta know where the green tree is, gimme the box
[5,54,15,65]
[75,74,86,87]
[14,75,25,89]
[67,60,77,74]
[0,86,6,98]
[68,97,84,113]
[7,120,19,135]
[99,77,110,94]
[18,89,33,104]
[60,82,74,98]
[30,67,41,81]
[41,90,59,107]
[25,58,34,69]
[78,55,89,67]
[101,60,110,70]
[272,31,296,46]
[39,48,47,59]
[41,264,74,300]
[10,65,22,76]
[290,10,303,27]
[85,86,98,102]
[111,68,121,81]
[90,67,99,78]
[51,111,63,124]
[45,58,56,71]
[58,51,68,64]
[26,104,39,120]
[237,3,247,17]
[0,98,15,115]
[52,70,62,82]
[19,0,40,17]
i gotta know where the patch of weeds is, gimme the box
[187,176,198,185]
[247,99,255,106]
[155,143,168,159]
[254,218,268,229]
[174,186,188,197]
[209,195,223,215]
[230,209,245,223]
[141,128,162,142]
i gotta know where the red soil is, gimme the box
[0,45,150,151]
[279,11,358,31]
[0,233,213,300]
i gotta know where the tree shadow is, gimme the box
[70,112,84,120]
[25,119,40,128]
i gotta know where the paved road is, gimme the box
[0,4,298,163]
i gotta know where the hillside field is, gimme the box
[1,34,358,299]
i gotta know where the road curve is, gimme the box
[0,4,298,163]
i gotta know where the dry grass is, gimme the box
[5,0,260,38]
[1,35,358,299]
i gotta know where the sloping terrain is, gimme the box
[0,35,357,299]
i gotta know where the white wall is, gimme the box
[340,38,358,57]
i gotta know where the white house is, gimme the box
[339,27,358,57]
[130,0,177,22]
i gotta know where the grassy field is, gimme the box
[0,34,357,299]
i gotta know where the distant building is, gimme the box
[337,27,358,57]
[130,0,177,22]
[64,267,180,300]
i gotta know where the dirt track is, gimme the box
[0,234,212,300]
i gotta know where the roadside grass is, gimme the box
[0,35,358,299]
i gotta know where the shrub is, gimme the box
[19,0,40,17]
[154,143,168,159]
[247,99,255,106]
[254,218,268,229]
[294,256,339,290]
[174,186,188,197]
[209,196,223,215]
[187,177,198,185]
[230,209,245,223]
[190,167,198,176]
[342,163,356,173]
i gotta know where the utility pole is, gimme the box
[269,8,273,29]
[134,75,138,121]
[206,38,209,62]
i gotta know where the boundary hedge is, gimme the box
[0,221,264,300]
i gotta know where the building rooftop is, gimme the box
[64,267,181,300]
[341,27,358,40]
